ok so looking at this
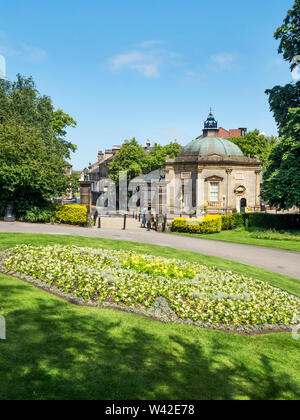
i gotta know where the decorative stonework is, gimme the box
[234,185,246,195]
[205,175,224,182]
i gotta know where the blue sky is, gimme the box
[0,0,296,169]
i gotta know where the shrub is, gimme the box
[18,206,54,223]
[248,213,300,231]
[172,216,222,234]
[53,204,88,226]
[221,215,235,230]
[232,213,245,228]
[16,202,88,226]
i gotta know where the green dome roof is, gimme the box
[181,137,244,157]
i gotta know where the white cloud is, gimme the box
[0,55,6,79]
[139,40,163,49]
[211,52,236,71]
[0,30,48,63]
[23,44,48,62]
[110,48,162,78]
[0,43,21,58]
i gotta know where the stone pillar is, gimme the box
[196,167,205,217]
[255,170,261,212]
[80,180,92,224]
[165,166,175,215]
[226,169,233,214]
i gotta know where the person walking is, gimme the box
[146,207,152,231]
[141,206,147,228]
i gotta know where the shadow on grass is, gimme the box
[0,280,299,400]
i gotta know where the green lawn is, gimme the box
[169,228,300,252]
[0,233,299,400]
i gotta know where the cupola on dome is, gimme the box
[180,110,244,157]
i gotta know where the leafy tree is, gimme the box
[69,171,81,195]
[0,74,77,215]
[108,138,148,184]
[108,139,182,184]
[262,1,300,209]
[146,141,181,172]
[266,81,300,130]
[274,0,300,71]
[265,1,300,130]
[263,108,300,209]
[230,130,277,165]
[0,124,70,209]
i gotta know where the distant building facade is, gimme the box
[88,140,153,207]
[85,112,262,216]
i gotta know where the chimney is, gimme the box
[239,128,247,137]
[105,149,113,159]
[112,145,121,155]
[98,150,104,163]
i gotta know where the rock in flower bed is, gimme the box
[1,245,299,334]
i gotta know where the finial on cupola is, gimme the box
[204,109,218,129]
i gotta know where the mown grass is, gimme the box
[0,232,299,400]
[169,227,300,252]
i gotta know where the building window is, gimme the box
[210,182,219,202]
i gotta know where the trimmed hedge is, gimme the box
[247,213,300,231]
[53,204,88,226]
[221,214,245,230]
[173,213,245,235]
[221,215,235,230]
[172,216,222,234]
[232,213,245,228]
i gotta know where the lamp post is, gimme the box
[80,168,92,226]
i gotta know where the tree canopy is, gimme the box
[265,1,300,130]
[230,130,277,166]
[274,0,300,71]
[263,1,300,209]
[147,141,181,173]
[266,81,300,130]
[108,138,149,184]
[108,138,181,184]
[0,74,77,215]
[263,108,300,209]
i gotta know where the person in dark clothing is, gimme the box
[146,207,152,231]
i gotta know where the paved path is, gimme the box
[0,221,299,279]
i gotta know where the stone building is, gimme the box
[82,112,262,216]
[165,112,261,215]
[88,140,153,207]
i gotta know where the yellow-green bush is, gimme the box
[172,215,222,234]
[221,215,235,230]
[53,205,88,226]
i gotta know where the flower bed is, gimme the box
[1,245,299,334]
